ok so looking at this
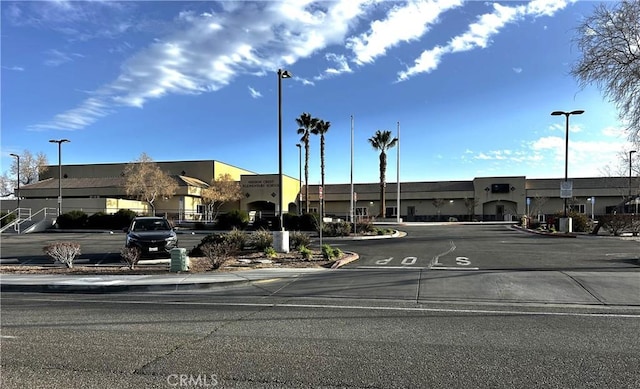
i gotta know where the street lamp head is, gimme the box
[551,110,584,116]
[296,143,301,149]
[9,153,19,158]
[49,139,70,144]
[280,69,292,79]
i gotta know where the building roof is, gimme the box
[21,175,208,190]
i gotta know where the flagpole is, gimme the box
[350,114,354,228]
[396,121,400,223]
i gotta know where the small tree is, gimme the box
[43,241,81,268]
[464,197,478,221]
[123,153,177,216]
[120,247,141,270]
[0,173,13,198]
[432,198,445,221]
[10,150,49,185]
[201,173,243,222]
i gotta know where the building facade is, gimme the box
[2,159,638,222]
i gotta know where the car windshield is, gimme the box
[131,219,170,232]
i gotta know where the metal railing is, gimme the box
[0,207,58,234]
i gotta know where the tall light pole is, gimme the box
[277,68,291,230]
[9,153,20,210]
[396,121,400,223]
[629,150,636,204]
[551,110,584,218]
[296,143,302,215]
[49,139,70,215]
[350,115,354,228]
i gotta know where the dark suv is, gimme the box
[125,216,178,257]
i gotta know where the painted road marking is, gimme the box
[9,297,640,319]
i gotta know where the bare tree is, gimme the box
[9,150,48,185]
[571,0,640,143]
[201,173,243,221]
[0,173,13,197]
[123,153,177,216]
[464,197,478,221]
[432,198,445,221]
[530,194,549,219]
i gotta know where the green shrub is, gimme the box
[112,209,137,229]
[251,228,273,250]
[299,213,319,231]
[87,212,109,229]
[322,221,352,237]
[56,210,88,229]
[264,246,277,259]
[298,245,313,260]
[224,227,248,250]
[355,220,375,234]
[321,244,342,260]
[283,213,300,230]
[189,233,226,257]
[553,211,589,232]
[216,210,249,230]
[290,231,311,250]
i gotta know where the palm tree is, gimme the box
[296,113,317,213]
[368,130,398,218]
[311,119,331,217]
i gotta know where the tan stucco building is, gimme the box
[2,159,638,223]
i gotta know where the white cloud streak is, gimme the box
[398,0,570,81]
[347,0,463,65]
[29,0,372,130]
[248,86,262,99]
[25,0,574,131]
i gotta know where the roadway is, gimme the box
[1,224,639,388]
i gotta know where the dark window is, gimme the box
[491,184,510,193]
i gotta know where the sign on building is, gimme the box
[560,180,573,199]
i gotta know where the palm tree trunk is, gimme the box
[380,151,386,218]
[320,134,325,217]
[304,140,310,213]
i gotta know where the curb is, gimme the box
[331,252,360,269]
[511,225,577,238]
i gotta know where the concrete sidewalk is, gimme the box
[0,268,327,293]
[2,268,639,307]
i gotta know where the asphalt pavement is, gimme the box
[1,223,639,307]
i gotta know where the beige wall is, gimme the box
[240,174,300,214]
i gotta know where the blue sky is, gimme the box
[1,0,634,185]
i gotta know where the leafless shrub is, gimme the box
[120,246,141,270]
[43,241,81,268]
[201,241,234,270]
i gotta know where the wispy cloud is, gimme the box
[2,66,24,72]
[347,0,463,65]
[512,67,523,74]
[44,49,83,67]
[398,0,570,81]
[29,0,371,130]
[25,0,574,131]
[248,86,262,99]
